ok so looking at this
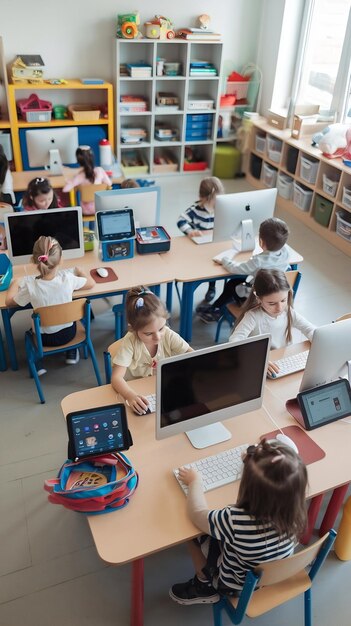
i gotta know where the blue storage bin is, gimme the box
[185,129,212,140]
[186,121,213,130]
[0,253,13,292]
[187,113,212,122]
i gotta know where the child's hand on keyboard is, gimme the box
[187,230,202,238]
[267,361,280,379]
[178,467,199,485]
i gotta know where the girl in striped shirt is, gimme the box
[170,439,307,605]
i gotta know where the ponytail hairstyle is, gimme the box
[32,236,62,278]
[237,439,307,539]
[76,146,95,183]
[126,286,169,332]
[235,269,293,343]
[0,145,8,186]
[23,177,58,209]
[198,176,224,206]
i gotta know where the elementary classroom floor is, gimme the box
[1,174,351,626]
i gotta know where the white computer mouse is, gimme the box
[275,433,299,454]
[96,267,108,278]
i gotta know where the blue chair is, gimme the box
[213,529,336,626]
[103,339,123,384]
[215,270,302,342]
[0,327,7,371]
[25,298,102,403]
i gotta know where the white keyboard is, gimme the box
[272,350,309,379]
[173,443,249,494]
[192,233,213,245]
[145,393,156,413]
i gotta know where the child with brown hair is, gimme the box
[23,177,60,211]
[5,235,94,370]
[177,176,225,303]
[169,439,307,605]
[230,268,315,377]
[62,146,111,215]
[198,217,291,322]
[111,286,192,414]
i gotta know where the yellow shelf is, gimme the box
[8,80,112,91]
[0,120,11,129]
[17,119,110,128]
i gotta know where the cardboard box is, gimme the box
[267,109,288,130]
[291,115,327,139]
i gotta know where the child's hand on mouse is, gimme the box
[267,361,280,378]
[187,230,202,238]
[178,467,199,485]
[127,393,150,415]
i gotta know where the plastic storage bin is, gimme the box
[342,186,351,209]
[314,195,333,227]
[293,181,313,212]
[277,172,293,200]
[299,156,319,184]
[213,145,241,178]
[17,93,52,122]
[255,133,266,153]
[322,173,339,197]
[262,162,278,188]
[250,154,262,179]
[0,253,13,292]
[336,211,351,242]
[286,146,299,174]
[267,136,282,163]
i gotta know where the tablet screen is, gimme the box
[67,404,130,460]
[298,379,351,429]
[97,209,135,241]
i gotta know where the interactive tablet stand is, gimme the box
[96,209,135,261]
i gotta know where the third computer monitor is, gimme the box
[213,188,278,250]
[95,186,161,228]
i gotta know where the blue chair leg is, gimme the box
[304,588,312,626]
[87,340,102,386]
[27,351,45,403]
[104,351,112,385]
[113,303,124,340]
[0,328,7,371]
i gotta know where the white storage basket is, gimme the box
[262,162,278,188]
[299,156,319,184]
[267,136,282,163]
[336,211,351,242]
[293,181,313,212]
[277,172,293,200]
[342,186,351,209]
[255,134,266,153]
[322,173,339,197]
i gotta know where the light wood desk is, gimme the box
[61,348,351,626]
[12,167,124,192]
[160,237,304,340]
[0,244,175,370]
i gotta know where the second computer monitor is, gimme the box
[95,186,161,228]
[213,188,277,250]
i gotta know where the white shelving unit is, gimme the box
[246,118,351,257]
[115,39,223,176]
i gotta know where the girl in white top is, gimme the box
[111,286,192,415]
[5,236,95,369]
[229,269,315,377]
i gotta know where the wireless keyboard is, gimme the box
[272,350,309,379]
[192,233,213,245]
[145,393,156,413]
[173,443,249,494]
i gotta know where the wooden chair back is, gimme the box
[107,339,123,361]
[78,183,110,204]
[335,312,351,322]
[34,299,86,328]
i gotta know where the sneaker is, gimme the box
[204,286,216,303]
[65,349,80,365]
[198,308,222,324]
[169,576,220,605]
[37,367,47,377]
[195,301,212,314]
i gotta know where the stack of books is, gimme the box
[126,63,152,78]
[190,62,217,76]
[176,28,221,41]
[11,54,45,84]
[119,95,148,113]
[120,126,147,144]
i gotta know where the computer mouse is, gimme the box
[96,267,108,278]
[275,433,299,454]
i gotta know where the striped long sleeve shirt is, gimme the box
[177,201,214,234]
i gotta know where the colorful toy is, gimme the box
[316,123,351,158]
[198,14,211,29]
[117,12,141,39]
[144,15,175,40]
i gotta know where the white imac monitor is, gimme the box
[213,188,278,251]
[26,127,79,175]
[156,335,271,449]
[4,207,84,265]
[300,319,351,392]
[95,186,161,227]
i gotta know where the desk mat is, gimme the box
[260,425,325,465]
[90,268,118,283]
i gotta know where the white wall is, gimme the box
[0,0,261,79]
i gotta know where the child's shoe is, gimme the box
[204,286,216,302]
[198,308,222,323]
[169,575,220,605]
[65,349,80,365]
[37,367,47,377]
[195,301,212,314]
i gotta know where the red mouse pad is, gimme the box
[90,267,118,283]
[260,425,325,466]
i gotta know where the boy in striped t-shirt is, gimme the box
[170,440,307,604]
[177,176,225,304]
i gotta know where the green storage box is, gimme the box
[213,145,241,179]
[314,195,333,227]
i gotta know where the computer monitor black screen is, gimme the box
[4,207,84,265]
[156,335,270,447]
